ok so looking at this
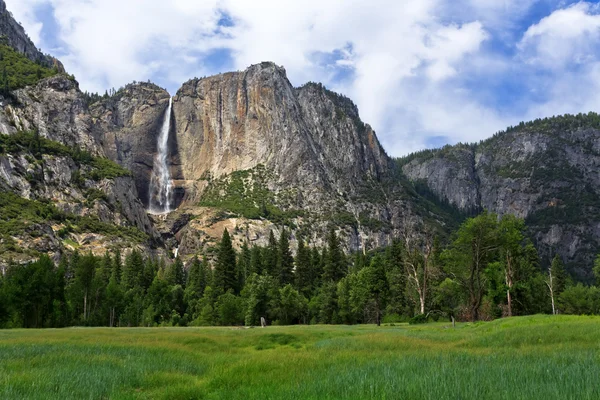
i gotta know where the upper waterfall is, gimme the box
[148,97,173,214]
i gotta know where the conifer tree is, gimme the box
[264,231,279,277]
[238,242,251,289]
[214,229,238,294]
[324,228,345,282]
[278,228,294,285]
[295,236,313,296]
[122,250,144,290]
[112,249,122,284]
[168,257,185,287]
[250,245,264,275]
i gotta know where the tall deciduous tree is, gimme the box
[401,217,436,316]
[443,212,498,321]
[546,254,568,315]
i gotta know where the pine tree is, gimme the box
[311,247,324,288]
[264,231,279,277]
[323,228,345,282]
[385,239,406,316]
[278,228,294,285]
[105,267,123,327]
[295,236,313,296]
[122,250,144,290]
[237,242,251,289]
[186,256,206,299]
[214,229,238,294]
[74,252,97,322]
[249,245,264,275]
[167,257,185,287]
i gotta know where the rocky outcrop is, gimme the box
[0,0,64,71]
[402,121,600,280]
[170,62,425,255]
[0,75,163,266]
[1,76,101,153]
[90,82,171,207]
[173,64,391,205]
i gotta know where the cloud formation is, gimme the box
[5,0,600,155]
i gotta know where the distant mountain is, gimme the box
[400,114,600,281]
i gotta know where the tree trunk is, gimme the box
[376,296,381,327]
[547,269,556,315]
[83,291,87,321]
[506,289,512,317]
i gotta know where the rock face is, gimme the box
[402,121,600,280]
[0,0,64,71]
[0,74,162,265]
[90,82,171,207]
[170,62,426,255]
[1,76,101,153]
[173,63,390,203]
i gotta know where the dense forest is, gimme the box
[2,211,599,329]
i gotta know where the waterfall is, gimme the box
[148,97,173,214]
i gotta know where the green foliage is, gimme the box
[559,284,600,315]
[0,191,65,237]
[0,131,131,181]
[214,229,238,294]
[277,228,294,285]
[0,42,57,93]
[408,314,428,324]
[1,210,596,332]
[199,166,303,225]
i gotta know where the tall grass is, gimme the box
[0,315,598,399]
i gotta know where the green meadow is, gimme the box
[1,315,599,399]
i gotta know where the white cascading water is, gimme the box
[148,97,173,214]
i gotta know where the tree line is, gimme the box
[1,211,598,328]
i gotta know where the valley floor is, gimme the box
[0,315,598,399]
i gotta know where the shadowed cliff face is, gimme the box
[91,83,171,207]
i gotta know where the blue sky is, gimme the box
[6,0,600,155]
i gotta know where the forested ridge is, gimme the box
[2,211,599,328]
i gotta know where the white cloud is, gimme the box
[6,0,600,156]
[519,2,600,69]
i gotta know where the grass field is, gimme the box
[1,315,599,399]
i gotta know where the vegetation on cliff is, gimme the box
[0,39,58,93]
[0,130,132,180]
[199,165,304,225]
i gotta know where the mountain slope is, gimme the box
[401,114,600,281]
[0,0,63,71]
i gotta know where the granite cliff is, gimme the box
[401,116,600,280]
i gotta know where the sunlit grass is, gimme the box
[1,315,599,399]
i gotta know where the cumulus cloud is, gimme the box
[5,0,600,156]
[519,2,600,69]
